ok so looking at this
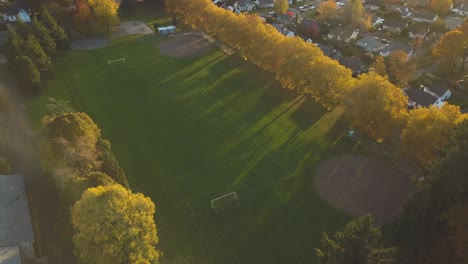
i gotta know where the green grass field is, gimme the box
[27,34,368,263]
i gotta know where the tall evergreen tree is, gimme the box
[31,16,57,56]
[315,214,397,264]
[13,56,41,91]
[15,20,30,39]
[5,26,24,64]
[24,34,52,75]
[40,6,70,49]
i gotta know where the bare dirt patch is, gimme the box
[159,35,213,58]
[314,155,413,223]
[115,21,153,37]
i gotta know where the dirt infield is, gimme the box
[114,21,153,37]
[159,35,213,58]
[314,155,413,223]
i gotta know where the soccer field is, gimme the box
[28,35,364,263]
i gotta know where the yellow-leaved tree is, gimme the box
[430,0,453,15]
[401,105,466,165]
[87,0,119,32]
[71,184,159,264]
[318,0,338,22]
[274,0,289,14]
[345,73,409,142]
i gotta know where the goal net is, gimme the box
[108,58,126,67]
[211,192,239,215]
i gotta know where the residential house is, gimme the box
[407,84,451,108]
[340,56,367,76]
[276,13,294,25]
[382,17,408,34]
[411,9,438,23]
[444,16,463,30]
[2,2,30,23]
[327,28,359,43]
[256,0,274,8]
[458,4,468,16]
[235,0,255,11]
[316,43,343,61]
[408,23,429,39]
[371,15,385,27]
[379,41,413,58]
[397,6,412,18]
[298,19,321,39]
[356,36,386,53]
[364,0,383,11]
[0,175,35,263]
[272,23,295,37]
[409,0,429,7]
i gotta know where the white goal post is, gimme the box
[108,58,126,67]
[211,192,239,215]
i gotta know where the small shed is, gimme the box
[157,25,176,35]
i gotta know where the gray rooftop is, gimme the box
[407,89,439,107]
[444,17,463,29]
[425,83,449,98]
[0,246,21,264]
[0,175,35,248]
[381,41,413,54]
[356,37,386,52]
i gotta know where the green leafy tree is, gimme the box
[40,6,70,49]
[13,56,41,91]
[5,26,24,63]
[344,0,364,27]
[71,184,159,264]
[315,214,397,264]
[31,16,57,56]
[398,119,468,262]
[274,0,289,14]
[15,20,30,39]
[45,98,75,116]
[24,34,52,75]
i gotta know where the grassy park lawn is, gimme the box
[27,35,366,263]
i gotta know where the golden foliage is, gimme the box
[72,184,159,264]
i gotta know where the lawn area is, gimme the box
[27,34,367,263]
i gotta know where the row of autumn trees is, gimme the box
[4,7,69,92]
[171,0,467,165]
[38,103,159,263]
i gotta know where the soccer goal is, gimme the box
[108,58,126,67]
[211,192,239,215]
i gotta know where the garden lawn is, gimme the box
[27,34,363,263]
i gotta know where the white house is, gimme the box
[327,28,359,43]
[235,0,255,11]
[2,3,30,23]
[410,9,438,23]
[407,84,451,108]
[0,175,36,262]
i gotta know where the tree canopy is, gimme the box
[274,0,289,14]
[433,29,468,70]
[24,34,52,75]
[430,0,453,15]
[386,50,415,88]
[71,184,159,264]
[315,214,396,264]
[318,0,338,22]
[31,16,57,57]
